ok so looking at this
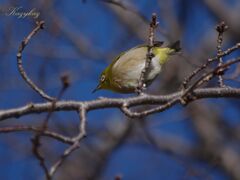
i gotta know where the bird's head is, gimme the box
[92,68,111,93]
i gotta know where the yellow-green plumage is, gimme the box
[93,41,180,93]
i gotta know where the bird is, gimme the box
[93,41,181,93]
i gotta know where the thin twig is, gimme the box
[31,135,51,180]
[182,42,240,88]
[180,57,240,104]
[31,74,70,180]
[49,105,87,177]
[0,125,74,144]
[137,13,158,94]
[49,141,80,177]
[16,21,55,102]
[121,98,178,118]
[216,21,228,87]
[75,105,87,140]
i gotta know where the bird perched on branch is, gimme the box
[93,41,181,93]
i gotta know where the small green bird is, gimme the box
[93,41,181,93]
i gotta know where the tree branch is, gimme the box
[16,21,55,102]
[216,21,228,87]
[0,87,240,122]
[137,13,158,94]
[3,16,239,179]
[0,125,74,144]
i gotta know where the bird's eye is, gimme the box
[100,75,105,82]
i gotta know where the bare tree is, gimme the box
[0,1,240,180]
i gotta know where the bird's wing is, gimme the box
[111,47,147,81]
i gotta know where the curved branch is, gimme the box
[16,21,55,101]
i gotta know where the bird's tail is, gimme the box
[169,40,181,52]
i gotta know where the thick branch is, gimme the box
[0,87,240,121]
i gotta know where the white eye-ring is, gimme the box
[100,75,105,82]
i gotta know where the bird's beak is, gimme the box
[92,84,101,93]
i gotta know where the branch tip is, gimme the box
[36,21,45,29]
[216,21,228,33]
[60,74,70,89]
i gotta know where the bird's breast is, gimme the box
[146,55,162,81]
[110,55,161,92]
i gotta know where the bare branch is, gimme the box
[31,73,70,179]
[137,13,158,94]
[182,42,240,88]
[16,21,55,101]
[1,87,240,122]
[216,21,228,87]
[0,125,74,144]
[49,106,87,177]
[121,98,178,118]
[31,133,51,180]
[49,141,80,177]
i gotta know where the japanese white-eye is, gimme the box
[93,41,181,93]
